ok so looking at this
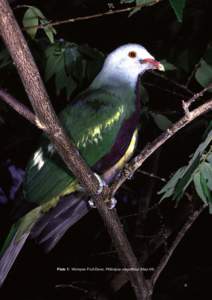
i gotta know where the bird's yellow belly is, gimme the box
[103,129,138,183]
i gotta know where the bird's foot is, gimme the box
[77,173,105,193]
[88,173,117,209]
[88,197,117,210]
[94,173,106,194]
[88,199,96,208]
[107,197,117,209]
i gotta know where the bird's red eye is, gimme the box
[128,51,137,58]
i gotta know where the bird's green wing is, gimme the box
[24,87,135,206]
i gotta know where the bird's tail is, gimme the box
[0,193,90,286]
[31,193,90,252]
[0,206,41,286]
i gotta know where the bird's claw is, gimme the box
[88,197,117,210]
[77,173,106,193]
[107,197,117,209]
[94,173,106,194]
[88,199,96,208]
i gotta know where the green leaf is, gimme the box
[24,6,46,19]
[173,158,199,201]
[200,172,212,210]
[128,0,157,17]
[188,130,212,165]
[159,129,212,202]
[120,0,135,3]
[40,19,57,44]
[158,166,187,200]
[200,161,212,191]
[150,112,173,131]
[44,42,104,98]
[22,7,39,39]
[136,0,155,5]
[55,68,76,97]
[64,45,80,74]
[23,6,56,42]
[173,130,212,200]
[79,45,104,84]
[45,46,64,81]
[193,172,207,204]
[195,60,212,90]
[169,0,186,22]
[207,153,212,165]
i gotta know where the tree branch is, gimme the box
[0,1,148,298]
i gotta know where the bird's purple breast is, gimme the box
[94,88,141,174]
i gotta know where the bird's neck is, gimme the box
[90,67,140,91]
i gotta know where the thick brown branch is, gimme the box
[0,1,147,298]
[150,205,206,287]
[111,99,212,195]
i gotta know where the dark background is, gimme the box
[0,0,212,299]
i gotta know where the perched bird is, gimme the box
[0,43,164,286]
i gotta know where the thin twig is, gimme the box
[182,83,212,115]
[137,168,166,182]
[18,0,163,31]
[150,205,206,287]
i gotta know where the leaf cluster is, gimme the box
[159,125,212,211]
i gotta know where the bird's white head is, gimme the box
[91,43,164,90]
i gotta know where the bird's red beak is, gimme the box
[141,58,165,71]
